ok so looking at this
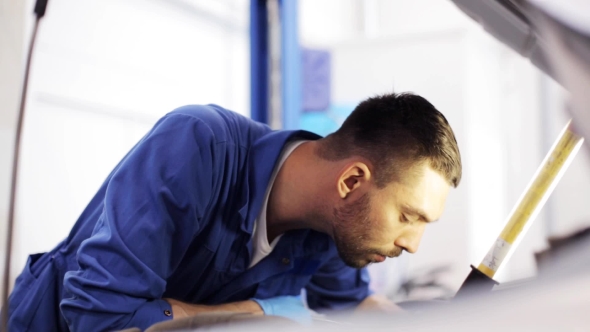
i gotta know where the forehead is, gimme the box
[380,165,451,220]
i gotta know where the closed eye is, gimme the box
[400,214,410,223]
[401,205,436,223]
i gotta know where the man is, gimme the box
[7,92,461,331]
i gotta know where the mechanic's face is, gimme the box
[332,163,450,268]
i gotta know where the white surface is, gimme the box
[9,0,249,288]
[282,269,590,331]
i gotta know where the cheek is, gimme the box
[371,210,405,240]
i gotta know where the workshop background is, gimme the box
[1,0,590,303]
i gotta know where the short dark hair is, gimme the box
[317,92,462,188]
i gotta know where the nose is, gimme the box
[394,223,426,254]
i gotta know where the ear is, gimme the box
[337,162,372,199]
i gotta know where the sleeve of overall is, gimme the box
[60,113,216,331]
[305,251,372,312]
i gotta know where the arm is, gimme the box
[165,299,263,319]
[165,296,312,323]
[60,112,217,331]
[166,294,397,320]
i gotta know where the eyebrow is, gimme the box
[402,206,437,223]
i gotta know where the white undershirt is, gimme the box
[248,140,307,269]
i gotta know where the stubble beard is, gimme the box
[332,193,404,268]
[332,193,375,268]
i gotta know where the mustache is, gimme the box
[382,246,403,258]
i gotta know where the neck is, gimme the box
[266,141,333,242]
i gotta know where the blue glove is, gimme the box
[252,295,312,325]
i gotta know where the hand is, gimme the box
[355,294,404,313]
[251,295,313,325]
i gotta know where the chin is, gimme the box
[348,262,369,269]
[335,244,377,268]
[341,257,371,269]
